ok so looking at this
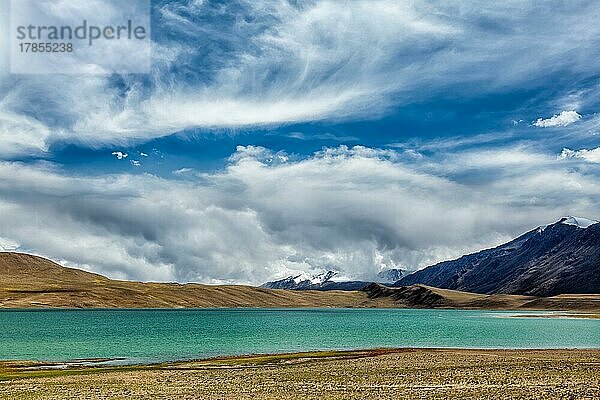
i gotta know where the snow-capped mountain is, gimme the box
[559,216,599,228]
[375,269,404,284]
[261,268,405,291]
[396,216,600,296]
[266,271,337,289]
[260,271,337,290]
[261,270,375,291]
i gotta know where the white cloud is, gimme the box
[10,0,151,74]
[534,111,582,128]
[0,236,20,251]
[67,0,458,137]
[559,147,600,163]
[0,145,597,284]
[173,168,193,176]
[3,1,600,155]
[112,151,128,160]
[0,81,54,156]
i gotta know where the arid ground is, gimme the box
[3,252,600,311]
[1,348,599,399]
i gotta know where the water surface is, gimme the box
[1,308,598,364]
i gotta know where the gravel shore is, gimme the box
[1,348,599,399]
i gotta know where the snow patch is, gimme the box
[292,273,311,284]
[290,271,337,285]
[310,271,337,284]
[375,268,404,283]
[559,216,599,229]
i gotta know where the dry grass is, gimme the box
[0,252,393,309]
[2,252,600,312]
[1,349,599,399]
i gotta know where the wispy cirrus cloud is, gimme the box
[0,108,52,156]
[2,1,600,156]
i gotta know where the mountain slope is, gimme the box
[260,270,374,291]
[375,269,404,284]
[0,253,389,309]
[2,252,599,311]
[0,252,109,287]
[395,217,600,296]
[363,283,600,311]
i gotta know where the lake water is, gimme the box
[1,308,599,364]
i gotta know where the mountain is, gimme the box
[364,283,528,309]
[363,283,600,311]
[260,270,372,291]
[1,252,599,311]
[395,216,600,296]
[0,253,381,308]
[261,271,337,289]
[261,269,404,290]
[375,269,404,284]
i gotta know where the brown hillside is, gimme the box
[1,252,599,312]
[0,252,391,309]
[362,283,600,312]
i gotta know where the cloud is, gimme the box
[2,2,600,284]
[534,111,582,128]
[0,145,598,284]
[559,147,600,163]
[3,1,600,156]
[173,167,193,176]
[0,236,20,251]
[0,109,52,157]
[277,131,359,142]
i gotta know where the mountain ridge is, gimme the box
[0,252,382,309]
[395,217,600,296]
[260,269,403,291]
[363,283,600,311]
[2,252,599,311]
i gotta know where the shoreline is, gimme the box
[1,348,599,399]
[2,347,600,377]
[508,312,600,319]
[2,306,599,314]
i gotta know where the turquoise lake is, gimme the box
[1,308,599,364]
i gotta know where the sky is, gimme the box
[0,0,599,284]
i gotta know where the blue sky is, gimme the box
[0,0,599,283]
